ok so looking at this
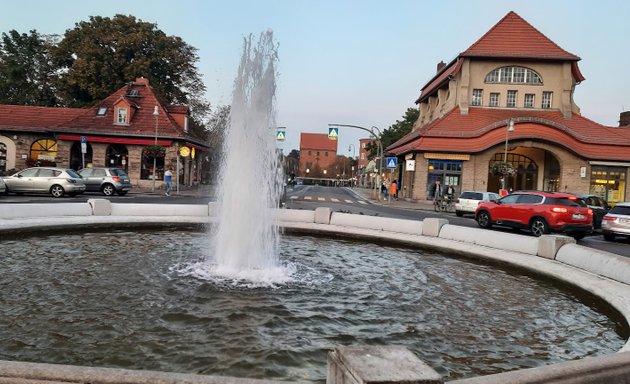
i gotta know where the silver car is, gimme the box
[77,167,132,196]
[4,167,86,198]
[455,191,501,217]
[601,202,630,241]
[0,176,6,195]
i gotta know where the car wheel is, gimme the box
[529,217,549,237]
[476,210,492,229]
[603,233,615,241]
[455,210,464,217]
[117,191,128,196]
[50,185,65,198]
[101,184,115,196]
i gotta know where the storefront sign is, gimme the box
[406,159,416,171]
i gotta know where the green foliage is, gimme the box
[143,144,166,159]
[490,161,516,176]
[0,30,59,106]
[365,107,419,159]
[51,14,208,117]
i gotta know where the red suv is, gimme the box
[474,191,593,240]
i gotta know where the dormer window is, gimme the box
[97,106,107,116]
[117,107,128,124]
[485,66,542,85]
[127,89,139,97]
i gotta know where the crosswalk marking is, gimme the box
[331,198,339,202]
[304,196,312,200]
[290,196,298,199]
[287,196,369,205]
[344,199,354,204]
[317,197,325,201]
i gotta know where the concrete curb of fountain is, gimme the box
[1,200,630,383]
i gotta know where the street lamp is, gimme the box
[328,123,383,200]
[348,144,356,187]
[503,118,515,189]
[152,106,159,192]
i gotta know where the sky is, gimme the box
[2,0,630,156]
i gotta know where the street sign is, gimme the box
[80,136,87,144]
[386,157,398,169]
[179,147,190,157]
[405,159,415,171]
[328,127,338,140]
[81,143,87,154]
[276,129,285,141]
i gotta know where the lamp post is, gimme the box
[328,123,383,200]
[348,144,356,187]
[152,106,159,192]
[503,118,515,189]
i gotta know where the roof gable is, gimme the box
[461,11,580,61]
[300,133,338,151]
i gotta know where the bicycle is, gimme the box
[434,195,455,213]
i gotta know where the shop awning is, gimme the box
[57,134,173,147]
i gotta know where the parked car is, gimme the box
[77,167,132,196]
[575,193,610,229]
[474,191,593,240]
[455,191,501,217]
[3,167,86,197]
[0,176,6,195]
[601,202,630,241]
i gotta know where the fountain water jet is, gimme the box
[205,31,291,284]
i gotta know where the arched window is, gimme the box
[29,138,57,166]
[485,66,542,85]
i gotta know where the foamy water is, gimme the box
[206,31,290,285]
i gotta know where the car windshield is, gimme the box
[65,169,82,178]
[111,169,128,176]
[609,206,630,216]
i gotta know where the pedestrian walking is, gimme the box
[389,179,398,200]
[164,168,173,196]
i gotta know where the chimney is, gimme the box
[619,111,630,127]
[135,77,149,85]
[436,61,446,73]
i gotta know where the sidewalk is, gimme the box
[131,183,214,197]
[350,187,435,211]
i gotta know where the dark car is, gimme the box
[77,167,132,196]
[475,191,593,240]
[575,193,609,229]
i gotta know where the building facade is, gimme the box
[387,11,630,204]
[0,78,208,187]
[299,133,338,177]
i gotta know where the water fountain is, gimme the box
[0,31,628,384]
[203,31,291,285]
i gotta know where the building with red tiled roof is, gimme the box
[387,11,630,205]
[0,77,209,187]
[299,133,338,177]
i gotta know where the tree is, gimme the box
[366,107,419,159]
[52,14,209,121]
[0,30,59,106]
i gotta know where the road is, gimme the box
[2,185,629,257]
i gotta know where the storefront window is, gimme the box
[427,160,462,198]
[29,138,57,166]
[590,166,626,205]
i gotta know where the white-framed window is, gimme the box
[97,106,107,116]
[507,90,517,108]
[472,89,483,106]
[542,91,553,109]
[524,93,535,108]
[485,66,542,84]
[489,92,500,107]
[117,108,128,124]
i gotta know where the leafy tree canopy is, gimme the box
[52,14,209,119]
[0,29,59,106]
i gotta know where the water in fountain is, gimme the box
[203,31,292,285]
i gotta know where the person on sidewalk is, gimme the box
[164,168,173,196]
[381,181,388,198]
[389,179,398,200]
[431,179,443,201]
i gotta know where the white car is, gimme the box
[455,191,501,217]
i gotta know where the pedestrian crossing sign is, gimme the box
[328,127,338,140]
[276,129,285,141]
[386,157,398,169]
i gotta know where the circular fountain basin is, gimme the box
[0,229,625,382]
